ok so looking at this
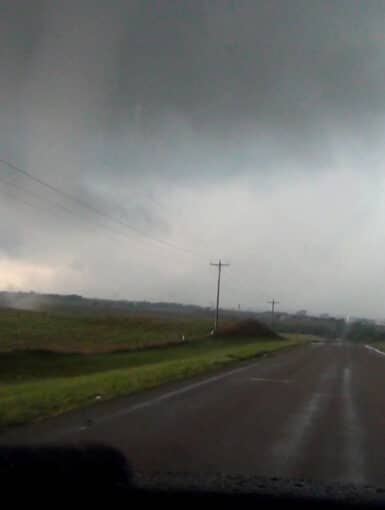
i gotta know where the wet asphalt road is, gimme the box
[2,341,385,486]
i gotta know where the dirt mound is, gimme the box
[216,319,279,339]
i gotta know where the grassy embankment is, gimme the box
[0,309,302,428]
[370,341,385,352]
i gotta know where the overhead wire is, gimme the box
[0,176,201,263]
[0,173,143,244]
[0,158,206,257]
[0,173,79,217]
[0,159,256,310]
[0,177,133,246]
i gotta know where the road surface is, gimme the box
[2,341,385,486]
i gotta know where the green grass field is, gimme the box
[0,308,303,429]
[0,308,216,353]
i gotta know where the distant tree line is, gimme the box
[0,291,213,317]
[274,316,346,339]
[1,291,383,342]
[345,321,385,343]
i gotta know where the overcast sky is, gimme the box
[1,0,385,317]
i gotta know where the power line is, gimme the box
[0,173,77,217]
[0,174,199,259]
[0,158,202,257]
[0,179,132,245]
[0,174,161,247]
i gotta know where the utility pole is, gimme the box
[210,259,230,333]
[268,299,279,329]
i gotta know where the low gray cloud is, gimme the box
[1,1,385,317]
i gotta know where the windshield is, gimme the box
[1,0,385,490]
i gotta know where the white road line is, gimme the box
[273,391,323,468]
[342,367,365,484]
[102,362,264,420]
[250,377,290,384]
[365,344,385,357]
[271,365,336,473]
[54,358,267,438]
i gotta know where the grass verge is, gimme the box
[0,337,301,429]
[370,341,385,352]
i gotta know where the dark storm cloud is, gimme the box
[2,0,385,168]
[41,0,385,184]
[0,0,46,77]
[2,1,385,316]
[3,1,385,126]
[104,1,385,133]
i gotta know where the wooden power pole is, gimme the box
[268,299,279,329]
[210,260,230,333]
